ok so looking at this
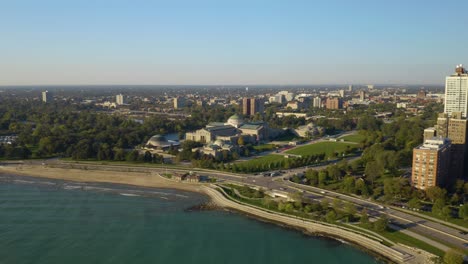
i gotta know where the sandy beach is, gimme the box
[0,164,205,194]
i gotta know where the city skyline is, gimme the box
[1,1,468,85]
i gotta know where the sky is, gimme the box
[1,0,467,85]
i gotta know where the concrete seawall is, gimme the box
[201,185,414,263]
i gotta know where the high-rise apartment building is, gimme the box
[411,138,451,190]
[339,90,345,98]
[42,91,52,103]
[242,98,264,116]
[359,90,366,101]
[436,112,468,180]
[174,97,186,109]
[326,97,342,110]
[313,97,322,108]
[116,94,125,105]
[444,64,468,118]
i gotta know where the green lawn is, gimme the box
[253,144,276,152]
[235,155,286,170]
[414,210,468,229]
[339,134,366,143]
[378,228,445,257]
[285,141,357,157]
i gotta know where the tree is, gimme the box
[373,216,388,232]
[344,202,357,217]
[342,176,356,193]
[450,193,460,206]
[291,175,302,184]
[125,150,139,162]
[426,186,446,203]
[237,136,245,146]
[364,161,383,188]
[443,249,464,264]
[320,199,330,210]
[284,203,294,213]
[305,169,318,186]
[327,165,342,181]
[318,170,328,186]
[262,197,277,209]
[441,206,452,221]
[355,179,369,197]
[432,198,446,217]
[407,197,421,210]
[325,210,337,223]
[458,203,468,220]
[360,209,370,226]
[143,151,153,163]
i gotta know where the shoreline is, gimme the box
[0,164,206,195]
[0,164,429,263]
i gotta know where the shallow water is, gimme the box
[0,176,379,264]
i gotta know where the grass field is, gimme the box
[234,154,286,170]
[285,141,357,158]
[339,134,366,143]
[253,144,276,152]
[378,228,445,257]
[415,210,468,229]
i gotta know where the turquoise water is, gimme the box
[0,177,379,264]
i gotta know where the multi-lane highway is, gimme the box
[166,167,468,251]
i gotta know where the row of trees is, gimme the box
[0,100,208,160]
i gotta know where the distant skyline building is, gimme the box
[417,89,427,99]
[42,90,52,103]
[348,85,353,92]
[269,94,286,104]
[444,64,468,118]
[242,97,264,116]
[313,97,322,108]
[411,137,451,190]
[278,91,295,102]
[173,96,186,109]
[325,97,342,110]
[359,90,366,101]
[339,89,345,98]
[116,94,125,105]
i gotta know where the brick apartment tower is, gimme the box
[242,98,264,116]
[326,97,343,110]
[436,112,468,181]
[411,138,451,190]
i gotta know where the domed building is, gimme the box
[145,135,180,150]
[185,114,269,146]
[227,114,244,128]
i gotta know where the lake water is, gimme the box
[0,176,379,264]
